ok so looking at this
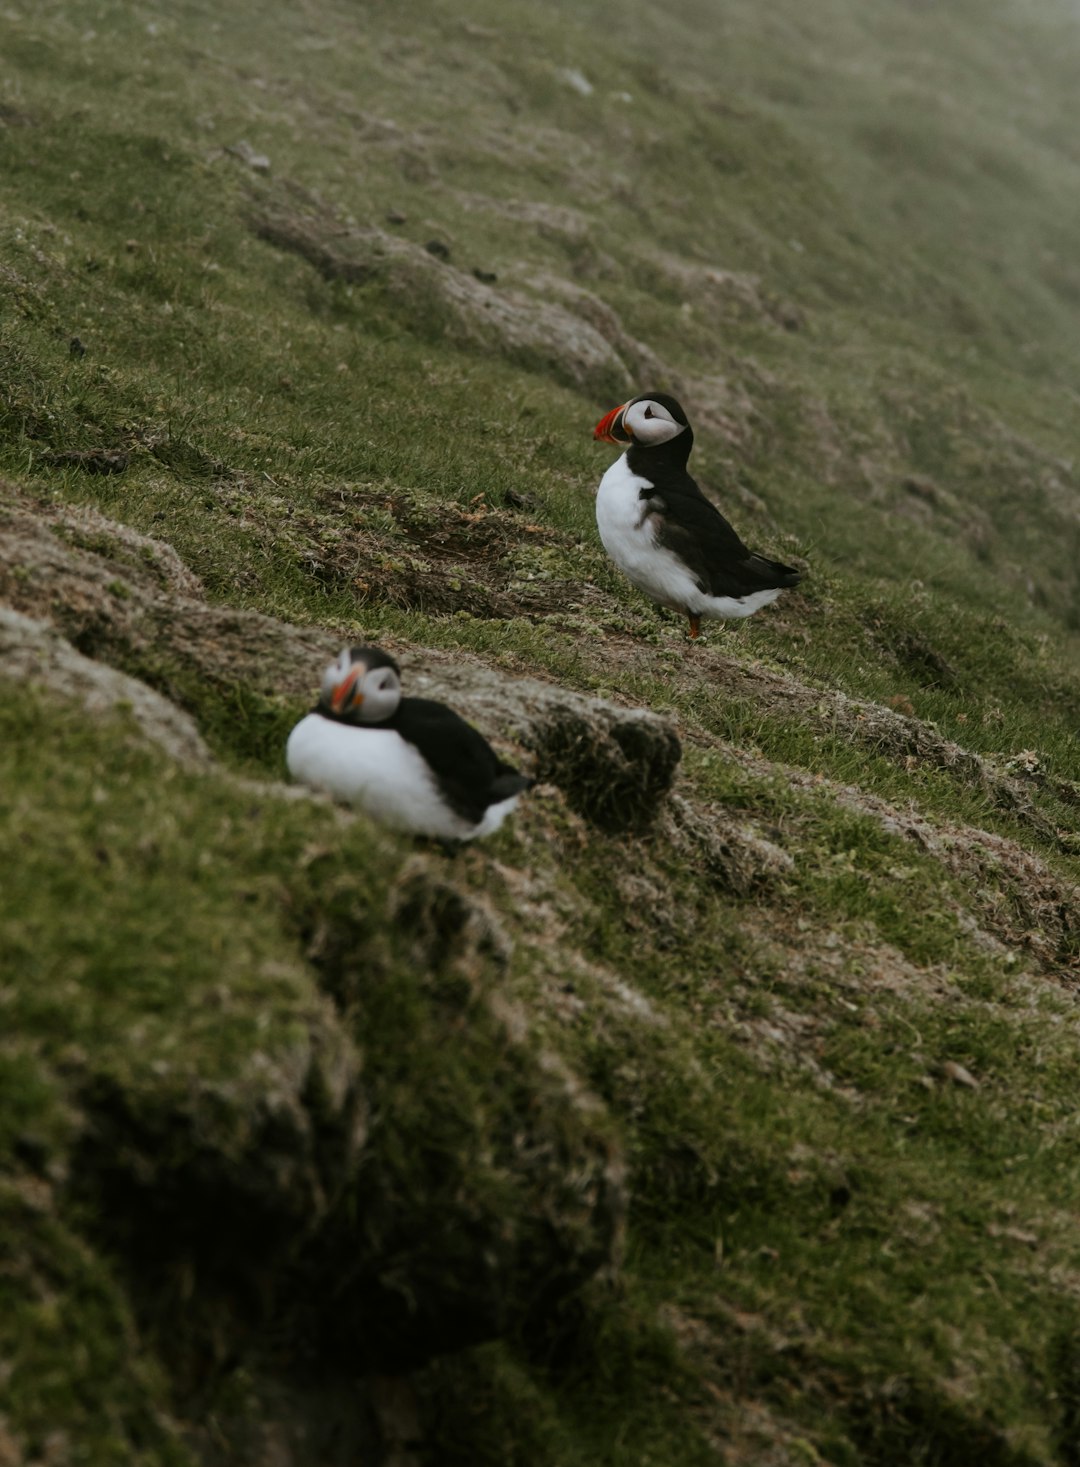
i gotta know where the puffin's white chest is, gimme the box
[286,715,520,840]
[595,454,701,612]
[594,454,783,622]
[287,715,450,833]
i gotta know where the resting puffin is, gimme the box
[286,646,532,840]
[593,392,802,638]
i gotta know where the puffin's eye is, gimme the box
[644,405,654,418]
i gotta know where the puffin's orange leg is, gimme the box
[688,614,701,640]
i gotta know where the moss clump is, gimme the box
[529,703,682,834]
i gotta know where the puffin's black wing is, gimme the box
[646,475,802,599]
[391,697,531,826]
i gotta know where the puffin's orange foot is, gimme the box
[687,614,701,640]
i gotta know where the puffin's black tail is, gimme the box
[744,553,803,590]
[491,770,534,800]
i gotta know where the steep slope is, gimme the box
[1,1,1080,1463]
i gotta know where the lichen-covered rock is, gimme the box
[0,606,210,766]
[521,269,669,387]
[0,486,332,739]
[248,187,647,395]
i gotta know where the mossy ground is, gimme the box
[2,0,1080,1462]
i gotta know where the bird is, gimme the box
[286,646,532,840]
[592,392,802,639]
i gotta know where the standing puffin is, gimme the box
[593,392,802,638]
[286,647,532,840]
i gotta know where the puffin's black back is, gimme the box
[629,448,801,599]
[387,697,531,825]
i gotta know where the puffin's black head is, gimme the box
[318,645,402,723]
[593,392,691,447]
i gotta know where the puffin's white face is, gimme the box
[620,398,687,445]
[320,648,402,723]
[593,394,690,447]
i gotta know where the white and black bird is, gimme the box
[286,647,532,840]
[593,392,802,639]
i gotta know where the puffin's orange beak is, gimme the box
[593,403,631,443]
[329,664,364,714]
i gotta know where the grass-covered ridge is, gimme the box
[1,0,1080,1461]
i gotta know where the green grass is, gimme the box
[2,0,1080,1459]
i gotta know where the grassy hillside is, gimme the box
[2,0,1080,1462]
